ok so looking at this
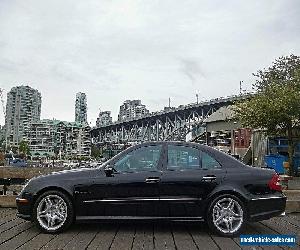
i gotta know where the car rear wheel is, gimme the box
[207,194,245,237]
[33,190,73,233]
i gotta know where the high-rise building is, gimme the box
[0,125,4,143]
[75,92,87,124]
[118,100,149,122]
[5,85,41,147]
[96,110,112,127]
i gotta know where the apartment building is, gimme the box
[27,119,91,158]
[5,85,41,147]
[118,100,149,122]
[75,92,87,124]
[96,110,113,127]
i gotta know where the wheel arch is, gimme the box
[33,186,74,209]
[204,189,249,219]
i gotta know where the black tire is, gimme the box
[33,190,74,233]
[207,194,245,237]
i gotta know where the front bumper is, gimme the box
[247,195,286,222]
[16,193,34,221]
[278,211,286,217]
[16,213,31,221]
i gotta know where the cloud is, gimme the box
[0,0,300,126]
[179,58,206,84]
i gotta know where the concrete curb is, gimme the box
[0,195,16,207]
[0,166,66,179]
[282,190,300,213]
[285,200,300,213]
[283,190,300,200]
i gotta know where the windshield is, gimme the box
[98,145,134,169]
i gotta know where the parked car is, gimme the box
[10,158,27,167]
[16,141,286,236]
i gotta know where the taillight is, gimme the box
[268,173,282,191]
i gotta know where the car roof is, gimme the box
[136,141,202,147]
[134,141,244,169]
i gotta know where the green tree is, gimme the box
[91,145,102,159]
[19,140,30,158]
[54,145,60,159]
[234,55,300,176]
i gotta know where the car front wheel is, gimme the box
[207,194,245,237]
[33,190,74,233]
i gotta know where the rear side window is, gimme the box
[167,145,200,170]
[201,151,221,169]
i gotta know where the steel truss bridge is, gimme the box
[91,94,250,144]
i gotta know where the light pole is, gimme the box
[239,81,244,94]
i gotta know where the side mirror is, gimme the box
[104,166,114,177]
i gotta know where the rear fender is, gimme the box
[204,185,250,218]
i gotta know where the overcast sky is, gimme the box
[0,0,299,126]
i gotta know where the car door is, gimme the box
[84,144,163,217]
[159,144,226,218]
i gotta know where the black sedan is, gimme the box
[16,142,286,236]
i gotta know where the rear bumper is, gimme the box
[247,195,286,222]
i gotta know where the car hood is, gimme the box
[35,167,103,181]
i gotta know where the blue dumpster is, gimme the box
[264,154,288,174]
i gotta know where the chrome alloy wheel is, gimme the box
[212,197,243,234]
[37,194,68,231]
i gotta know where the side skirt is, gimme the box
[76,216,204,222]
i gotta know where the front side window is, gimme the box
[167,145,200,170]
[114,145,162,172]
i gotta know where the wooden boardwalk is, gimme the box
[0,208,299,249]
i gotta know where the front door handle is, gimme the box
[145,177,160,183]
[202,175,217,181]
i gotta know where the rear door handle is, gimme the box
[202,175,217,181]
[145,177,160,183]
